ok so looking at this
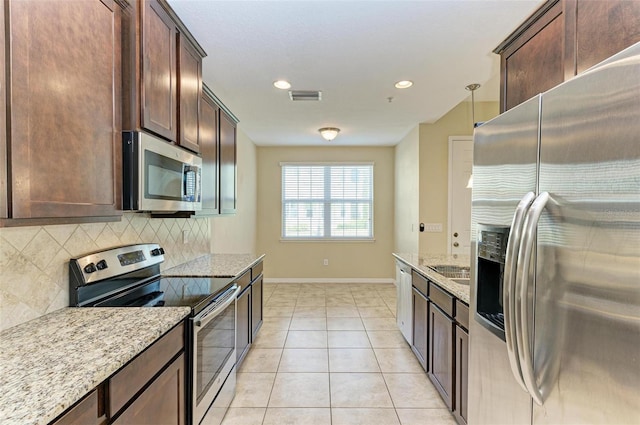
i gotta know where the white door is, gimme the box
[448,136,473,255]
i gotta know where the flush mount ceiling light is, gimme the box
[273,80,291,90]
[394,80,413,89]
[318,127,340,141]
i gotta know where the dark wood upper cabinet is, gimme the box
[178,34,203,153]
[4,0,122,221]
[198,88,220,215]
[566,0,640,75]
[123,0,205,148]
[0,2,6,218]
[141,0,178,141]
[496,0,640,112]
[219,110,237,215]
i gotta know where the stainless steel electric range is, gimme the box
[69,243,239,425]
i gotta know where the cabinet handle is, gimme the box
[453,242,459,247]
[453,232,458,237]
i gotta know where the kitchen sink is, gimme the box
[427,265,470,280]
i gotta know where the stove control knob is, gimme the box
[159,247,165,255]
[96,260,108,270]
[84,263,97,274]
[151,248,160,256]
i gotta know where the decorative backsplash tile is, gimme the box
[0,213,210,331]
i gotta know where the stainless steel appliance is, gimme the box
[469,42,640,424]
[70,244,238,425]
[123,131,202,212]
[396,260,412,343]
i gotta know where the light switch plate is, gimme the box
[424,223,443,233]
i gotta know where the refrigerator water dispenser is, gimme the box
[475,225,509,341]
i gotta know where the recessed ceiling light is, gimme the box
[394,80,413,89]
[273,80,291,90]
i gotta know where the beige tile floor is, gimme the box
[222,282,456,425]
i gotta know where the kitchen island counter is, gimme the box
[393,253,471,304]
[0,307,190,425]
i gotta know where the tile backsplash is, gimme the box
[0,213,210,331]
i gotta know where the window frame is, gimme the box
[280,162,375,241]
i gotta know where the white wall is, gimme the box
[394,125,419,254]
[210,127,257,254]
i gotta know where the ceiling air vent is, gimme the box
[289,90,322,101]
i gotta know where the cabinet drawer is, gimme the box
[251,261,263,281]
[52,389,99,425]
[429,282,454,317]
[109,323,184,416]
[411,270,429,297]
[455,300,470,330]
[237,270,251,292]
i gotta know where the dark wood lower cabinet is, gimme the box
[411,287,428,371]
[51,390,100,425]
[251,274,263,339]
[454,325,469,425]
[428,302,454,409]
[113,353,185,425]
[236,286,251,364]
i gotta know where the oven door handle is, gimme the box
[194,284,240,328]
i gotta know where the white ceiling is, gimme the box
[168,0,542,146]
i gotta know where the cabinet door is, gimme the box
[0,1,6,218]
[251,274,263,340]
[411,287,428,371]
[142,0,177,141]
[236,287,251,365]
[566,0,640,75]
[198,91,220,215]
[501,1,564,112]
[7,0,121,219]
[454,325,469,425]
[219,111,237,214]
[113,353,185,425]
[428,302,453,409]
[178,33,202,153]
[51,389,99,425]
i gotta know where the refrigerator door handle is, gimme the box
[515,191,549,406]
[503,191,536,392]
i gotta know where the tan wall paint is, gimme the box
[394,125,419,254]
[256,146,395,280]
[210,127,257,254]
[419,101,499,254]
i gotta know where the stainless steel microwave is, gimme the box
[123,131,202,212]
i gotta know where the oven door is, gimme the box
[192,284,239,425]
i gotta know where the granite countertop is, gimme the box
[393,253,471,304]
[162,253,265,278]
[0,307,190,425]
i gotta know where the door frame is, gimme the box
[447,136,473,255]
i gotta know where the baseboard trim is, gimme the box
[264,277,395,285]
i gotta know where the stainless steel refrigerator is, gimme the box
[468,42,640,424]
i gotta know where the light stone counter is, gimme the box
[162,253,265,278]
[393,253,471,304]
[0,307,190,425]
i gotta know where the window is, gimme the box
[282,163,374,240]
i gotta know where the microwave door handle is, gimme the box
[504,192,535,392]
[515,191,549,406]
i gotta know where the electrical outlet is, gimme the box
[323,259,329,266]
[424,223,443,233]
[182,230,189,244]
